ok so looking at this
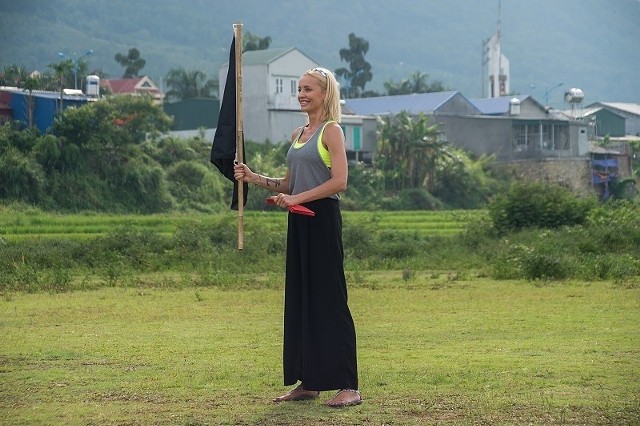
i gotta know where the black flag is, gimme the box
[211,36,248,210]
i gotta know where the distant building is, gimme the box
[345,92,602,195]
[581,102,640,138]
[218,47,377,162]
[573,102,640,199]
[100,76,163,103]
[580,106,626,139]
[0,87,89,133]
[163,98,220,140]
[345,93,588,157]
[344,91,481,117]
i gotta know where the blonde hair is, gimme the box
[303,67,342,123]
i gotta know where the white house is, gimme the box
[218,47,377,162]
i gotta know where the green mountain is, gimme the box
[2,0,639,107]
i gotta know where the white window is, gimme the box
[513,125,528,151]
[513,124,539,151]
[514,123,569,151]
[554,125,569,150]
[275,78,283,94]
[542,124,553,149]
[290,80,297,97]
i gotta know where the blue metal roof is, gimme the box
[344,91,460,116]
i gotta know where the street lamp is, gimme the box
[543,82,564,106]
[58,49,93,90]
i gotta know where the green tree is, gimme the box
[2,71,45,128]
[242,32,272,51]
[488,181,594,233]
[384,71,446,95]
[0,98,228,213]
[164,68,218,101]
[0,145,45,203]
[0,65,30,87]
[0,124,46,202]
[72,59,92,91]
[431,150,508,209]
[52,96,172,151]
[47,59,74,111]
[44,96,173,211]
[335,33,373,98]
[165,160,226,211]
[607,177,637,201]
[375,111,449,191]
[0,122,41,154]
[114,48,146,78]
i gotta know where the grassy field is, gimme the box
[1,275,638,425]
[0,209,479,240]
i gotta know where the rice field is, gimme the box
[0,208,483,241]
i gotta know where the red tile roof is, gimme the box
[102,78,140,93]
[101,77,161,95]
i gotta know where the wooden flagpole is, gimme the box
[234,22,244,250]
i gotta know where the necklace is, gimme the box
[305,122,322,133]
[297,122,322,144]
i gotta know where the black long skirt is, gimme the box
[283,198,358,391]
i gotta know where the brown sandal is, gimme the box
[273,384,320,402]
[325,389,362,407]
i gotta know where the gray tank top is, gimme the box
[287,122,339,199]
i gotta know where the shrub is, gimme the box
[489,241,572,281]
[342,215,378,259]
[375,230,419,259]
[148,137,200,167]
[0,263,40,293]
[380,188,444,211]
[88,227,168,270]
[488,181,594,233]
[519,249,571,281]
[578,253,640,280]
[117,158,174,213]
[166,160,226,211]
[461,214,498,249]
[585,200,640,253]
[0,146,45,203]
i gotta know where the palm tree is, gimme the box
[47,59,74,111]
[23,76,42,128]
[376,111,451,191]
[114,48,146,78]
[164,68,218,101]
[383,71,447,95]
[0,65,29,86]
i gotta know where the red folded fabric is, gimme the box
[265,198,315,216]
[288,204,315,216]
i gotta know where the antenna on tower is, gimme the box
[497,0,501,41]
[482,0,509,98]
[497,0,502,94]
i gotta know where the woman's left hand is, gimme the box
[274,193,297,208]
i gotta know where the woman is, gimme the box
[233,67,361,407]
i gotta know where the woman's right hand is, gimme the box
[234,163,255,183]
